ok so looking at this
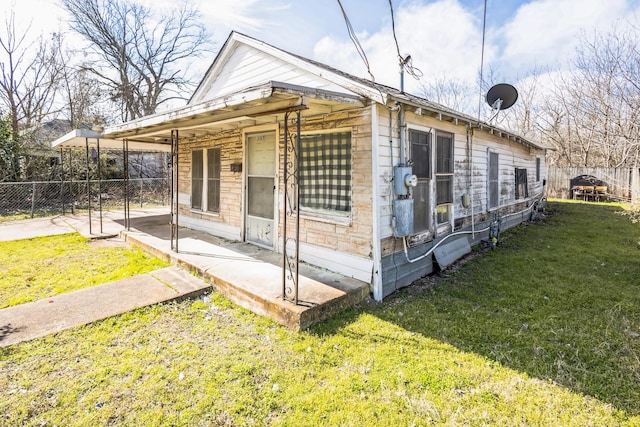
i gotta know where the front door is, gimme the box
[245,131,276,248]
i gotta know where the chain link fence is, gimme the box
[0,178,169,221]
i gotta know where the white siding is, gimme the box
[375,104,401,239]
[196,44,357,101]
[374,107,547,241]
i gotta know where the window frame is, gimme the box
[191,149,204,211]
[191,147,221,214]
[297,130,352,220]
[515,168,529,200]
[488,150,499,210]
[435,130,454,224]
[409,128,432,234]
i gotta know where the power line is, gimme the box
[336,0,376,82]
[477,0,488,122]
[388,0,423,80]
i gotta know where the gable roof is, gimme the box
[189,31,547,150]
[190,31,386,105]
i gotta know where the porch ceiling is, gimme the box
[102,81,366,145]
[50,129,172,152]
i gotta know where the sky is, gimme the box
[4,0,640,111]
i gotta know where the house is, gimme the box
[101,31,548,302]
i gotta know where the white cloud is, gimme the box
[313,0,486,95]
[196,0,290,39]
[499,0,630,72]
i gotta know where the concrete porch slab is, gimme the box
[120,214,371,330]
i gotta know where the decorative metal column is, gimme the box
[282,110,301,304]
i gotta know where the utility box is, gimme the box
[394,166,416,196]
[393,198,414,237]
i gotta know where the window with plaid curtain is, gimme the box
[299,132,352,213]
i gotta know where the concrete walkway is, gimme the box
[0,208,210,347]
[0,266,211,348]
[0,207,168,241]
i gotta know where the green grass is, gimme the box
[1,200,639,426]
[0,233,169,308]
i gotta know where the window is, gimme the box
[515,168,528,199]
[488,151,499,209]
[536,157,541,182]
[435,131,454,224]
[191,148,221,213]
[299,132,351,215]
[410,130,431,233]
[191,150,203,210]
[207,148,221,213]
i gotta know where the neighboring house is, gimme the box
[101,31,548,301]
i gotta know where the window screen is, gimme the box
[515,168,529,199]
[488,152,499,209]
[299,132,351,213]
[207,148,221,213]
[410,130,431,178]
[435,132,454,207]
[191,150,203,210]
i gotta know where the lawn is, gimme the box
[1,200,639,426]
[0,233,169,308]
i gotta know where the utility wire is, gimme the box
[477,0,488,122]
[388,0,423,80]
[335,0,389,104]
[336,0,375,82]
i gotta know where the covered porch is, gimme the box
[97,80,371,327]
[117,210,370,330]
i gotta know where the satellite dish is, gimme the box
[486,83,518,110]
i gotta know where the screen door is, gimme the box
[245,132,276,248]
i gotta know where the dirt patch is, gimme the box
[87,238,128,248]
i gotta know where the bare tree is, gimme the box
[538,25,640,168]
[60,0,211,123]
[0,12,63,133]
[0,11,64,180]
[421,75,476,113]
[59,60,111,129]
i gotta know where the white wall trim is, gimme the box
[299,242,373,284]
[371,103,383,301]
[179,215,242,242]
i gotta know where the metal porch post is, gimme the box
[170,129,179,252]
[85,137,92,235]
[97,138,103,234]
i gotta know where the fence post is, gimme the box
[30,181,36,218]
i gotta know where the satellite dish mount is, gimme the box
[485,83,518,122]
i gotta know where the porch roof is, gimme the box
[101,81,366,144]
[51,128,172,152]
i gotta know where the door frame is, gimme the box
[242,125,279,249]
